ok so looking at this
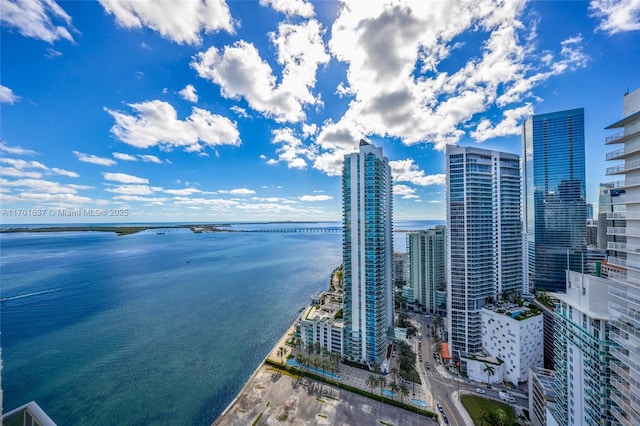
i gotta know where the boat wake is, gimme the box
[0,288,62,303]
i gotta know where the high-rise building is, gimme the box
[342,140,393,366]
[551,271,618,426]
[406,226,446,315]
[604,87,640,425]
[393,251,407,289]
[446,145,523,356]
[597,182,626,256]
[523,108,587,293]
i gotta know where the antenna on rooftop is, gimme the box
[625,87,630,96]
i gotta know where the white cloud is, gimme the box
[98,0,234,45]
[0,167,42,179]
[192,19,330,123]
[164,188,201,195]
[113,195,168,203]
[73,151,117,166]
[0,85,20,104]
[267,127,316,169]
[106,184,159,195]
[218,188,256,195]
[1,177,80,194]
[299,194,332,201]
[179,84,199,103]
[113,152,138,161]
[106,100,240,152]
[172,196,238,207]
[471,103,534,142]
[0,0,75,43]
[590,0,640,34]
[50,167,79,178]
[230,105,250,118]
[0,142,37,155]
[390,159,445,186]
[259,0,314,17]
[393,183,419,199]
[103,172,149,184]
[138,154,163,163]
[45,47,62,58]
[314,0,589,161]
[0,158,47,170]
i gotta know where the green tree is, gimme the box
[398,381,410,403]
[483,363,496,384]
[277,346,286,363]
[366,374,378,395]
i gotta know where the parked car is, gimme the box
[475,388,485,394]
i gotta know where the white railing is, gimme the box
[607,139,640,160]
[607,158,640,175]
[606,122,640,144]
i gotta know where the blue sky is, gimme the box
[1,0,639,223]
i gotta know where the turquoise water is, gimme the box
[411,398,427,407]
[1,227,341,425]
[382,389,397,397]
[511,310,523,318]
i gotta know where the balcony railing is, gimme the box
[606,123,640,145]
[607,212,627,220]
[607,139,640,160]
[607,159,640,175]
[1,401,57,426]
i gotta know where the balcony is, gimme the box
[1,402,57,426]
[607,212,627,220]
[608,226,640,236]
[606,122,640,145]
[607,159,640,175]
[607,138,640,160]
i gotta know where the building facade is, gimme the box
[446,145,523,356]
[406,226,446,315]
[523,108,587,293]
[604,87,640,426]
[552,271,618,426]
[529,366,559,426]
[482,303,543,385]
[342,140,393,365]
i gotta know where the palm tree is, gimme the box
[390,367,400,383]
[378,376,387,398]
[277,346,286,363]
[398,381,410,403]
[389,381,400,400]
[483,363,496,384]
[366,374,377,395]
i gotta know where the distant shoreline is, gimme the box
[0,224,231,236]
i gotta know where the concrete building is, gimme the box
[406,226,446,315]
[551,271,618,426]
[461,353,506,385]
[446,145,523,356]
[482,302,543,386]
[342,140,393,365]
[587,219,598,247]
[297,297,344,357]
[531,295,559,370]
[529,366,559,426]
[523,108,587,292]
[598,181,627,258]
[604,87,640,426]
[392,251,407,289]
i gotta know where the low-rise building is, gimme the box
[296,295,344,357]
[482,302,544,385]
[461,353,505,385]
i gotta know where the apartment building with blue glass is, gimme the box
[342,140,393,366]
[523,108,587,293]
[446,145,523,356]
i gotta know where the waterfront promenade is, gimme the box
[212,321,439,425]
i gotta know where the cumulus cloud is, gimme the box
[259,0,314,17]
[113,152,138,161]
[390,159,445,186]
[299,194,332,201]
[590,0,640,34]
[218,188,256,195]
[164,188,201,195]
[313,0,589,162]
[230,105,250,118]
[0,167,43,179]
[98,0,234,45]
[0,142,37,155]
[106,184,160,195]
[0,158,78,178]
[471,103,534,142]
[267,127,316,169]
[393,184,419,199]
[0,85,20,104]
[138,154,163,163]
[192,19,330,123]
[51,167,80,178]
[73,151,117,166]
[0,0,75,43]
[105,100,240,152]
[103,172,149,184]
[0,158,47,170]
[179,84,199,102]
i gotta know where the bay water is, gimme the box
[0,220,441,424]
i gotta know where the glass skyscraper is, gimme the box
[342,140,393,366]
[406,226,446,316]
[446,145,522,356]
[523,108,587,293]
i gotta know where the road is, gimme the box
[407,313,528,426]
